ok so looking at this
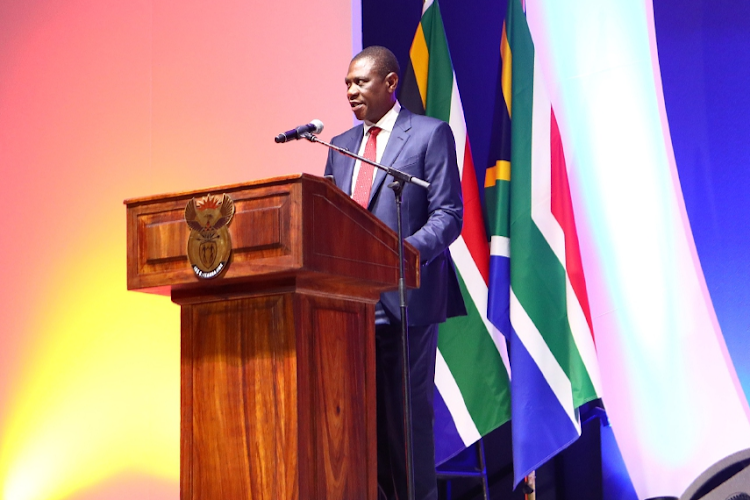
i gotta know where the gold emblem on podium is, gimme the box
[185,193,235,279]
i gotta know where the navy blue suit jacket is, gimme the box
[324,107,466,326]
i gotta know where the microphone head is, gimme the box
[274,120,324,144]
[310,119,324,134]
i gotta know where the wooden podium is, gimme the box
[125,174,418,500]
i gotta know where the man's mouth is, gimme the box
[350,102,364,111]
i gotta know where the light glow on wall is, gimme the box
[1,248,179,500]
[0,0,353,498]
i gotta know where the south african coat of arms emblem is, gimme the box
[184,193,235,279]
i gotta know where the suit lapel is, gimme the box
[369,109,412,206]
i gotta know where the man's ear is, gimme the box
[385,72,399,94]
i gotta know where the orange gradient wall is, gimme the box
[0,1,353,499]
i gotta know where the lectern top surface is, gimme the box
[123,173,315,206]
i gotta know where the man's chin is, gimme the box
[351,106,366,121]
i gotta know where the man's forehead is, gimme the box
[348,57,375,74]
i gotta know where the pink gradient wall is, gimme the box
[0,1,353,499]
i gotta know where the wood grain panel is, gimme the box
[239,295,298,499]
[231,193,291,259]
[144,217,188,264]
[295,293,376,500]
[311,193,399,277]
[183,295,298,500]
[127,176,306,291]
[304,186,418,290]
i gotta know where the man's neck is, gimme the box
[364,101,401,131]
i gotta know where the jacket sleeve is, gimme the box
[403,121,463,263]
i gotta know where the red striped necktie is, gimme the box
[352,127,381,208]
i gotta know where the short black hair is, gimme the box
[352,46,401,79]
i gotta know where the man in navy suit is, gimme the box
[324,46,465,500]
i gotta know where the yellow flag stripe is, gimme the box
[485,160,511,188]
[410,22,430,109]
[500,21,512,118]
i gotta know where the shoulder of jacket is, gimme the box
[405,111,449,130]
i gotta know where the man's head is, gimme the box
[345,46,400,124]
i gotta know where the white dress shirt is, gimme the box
[349,101,402,195]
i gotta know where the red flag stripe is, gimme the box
[459,136,490,284]
[549,109,595,339]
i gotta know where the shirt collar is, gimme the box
[364,101,401,135]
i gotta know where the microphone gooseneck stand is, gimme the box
[303,132,429,500]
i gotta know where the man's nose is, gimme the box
[347,85,358,98]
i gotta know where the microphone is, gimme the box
[274,119,324,143]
